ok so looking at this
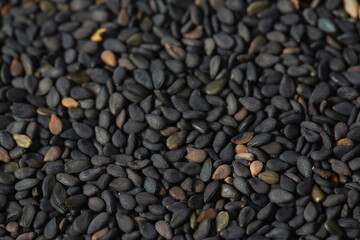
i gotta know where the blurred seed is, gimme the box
[91,28,107,42]
[101,50,117,67]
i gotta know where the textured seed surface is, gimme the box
[0,1,359,239]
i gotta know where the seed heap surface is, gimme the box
[0,0,360,239]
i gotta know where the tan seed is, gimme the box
[49,114,63,135]
[10,58,23,77]
[44,146,62,162]
[117,8,129,26]
[13,134,32,149]
[155,220,173,240]
[62,97,79,108]
[212,164,231,180]
[0,147,10,163]
[224,177,233,185]
[6,222,19,238]
[216,211,229,233]
[183,26,203,39]
[311,184,325,203]
[160,126,178,137]
[232,131,254,145]
[197,208,217,223]
[169,186,186,201]
[235,144,248,154]
[335,138,354,147]
[59,217,67,232]
[91,28,107,42]
[186,149,207,163]
[194,179,205,193]
[190,212,197,230]
[101,50,117,67]
[250,161,263,177]
[343,0,358,18]
[92,227,109,240]
[235,152,255,161]
[36,107,57,116]
[290,0,299,10]
[165,44,186,60]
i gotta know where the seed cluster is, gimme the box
[0,0,360,239]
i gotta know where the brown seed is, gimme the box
[101,50,117,67]
[290,0,299,10]
[232,131,254,145]
[160,127,178,137]
[186,149,207,163]
[165,44,186,60]
[197,208,217,223]
[330,159,351,176]
[335,138,354,147]
[183,26,203,39]
[44,146,62,162]
[0,147,10,163]
[117,8,129,26]
[62,97,79,108]
[1,4,13,16]
[92,227,109,240]
[343,0,358,18]
[6,222,19,238]
[91,28,107,42]
[169,186,186,201]
[248,36,267,54]
[212,164,231,180]
[235,145,248,154]
[10,58,23,77]
[347,65,360,72]
[49,114,63,135]
[13,134,32,149]
[250,161,263,177]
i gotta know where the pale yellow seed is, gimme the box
[13,134,32,149]
[250,160,263,177]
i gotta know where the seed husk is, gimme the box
[91,28,107,42]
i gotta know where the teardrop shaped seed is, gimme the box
[13,134,32,149]
[258,171,279,184]
[49,114,63,135]
[166,131,186,150]
[216,211,229,233]
[205,78,227,95]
